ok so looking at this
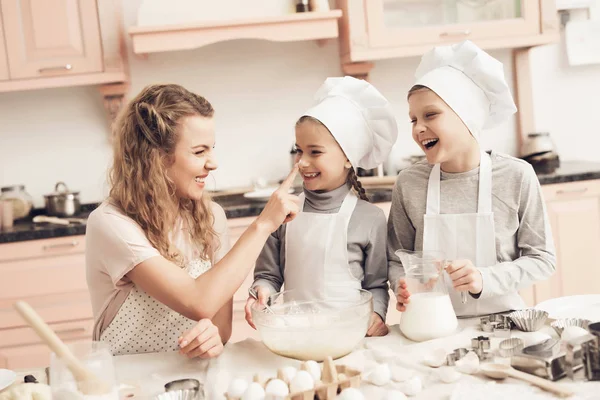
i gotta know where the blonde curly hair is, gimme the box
[109,84,217,266]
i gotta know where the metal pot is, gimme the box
[44,182,81,217]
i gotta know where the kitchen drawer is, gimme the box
[0,236,85,263]
[0,253,86,301]
[0,318,93,348]
[0,291,92,329]
[542,180,600,202]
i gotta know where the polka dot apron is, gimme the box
[100,258,212,355]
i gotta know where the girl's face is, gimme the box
[294,120,350,192]
[408,88,478,170]
[167,115,218,201]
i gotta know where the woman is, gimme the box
[86,84,299,358]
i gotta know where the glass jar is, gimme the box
[0,185,33,220]
[50,341,119,399]
[396,250,458,342]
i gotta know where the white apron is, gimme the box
[284,192,362,303]
[101,226,212,355]
[423,151,525,316]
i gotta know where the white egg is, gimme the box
[242,382,265,400]
[227,378,249,398]
[365,363,391,386]
[561,326,589,342]
[337,387,365,400]
[437,367,462,383]
[279,366,297,384]
[390,364,413,383]
[303,360,321,381]
[395,376,422,396]
[264,379,289,399]
[423,348,447,368]
[290,370,314,393]
[382,389,408,400]
[455,351,479,375]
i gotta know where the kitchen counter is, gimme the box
[2,160,599,244]
[74,319,600,399]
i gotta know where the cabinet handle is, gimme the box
[43,240,79,250]
[440,30,471,37]
[54,327,86,335]
[556,188,588,195]
[38,64,72,74]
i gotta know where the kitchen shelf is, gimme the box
[128,10,343,55]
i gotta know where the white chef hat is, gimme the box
[414,40,517,139]
[302,76,398,170]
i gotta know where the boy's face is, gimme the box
[408,88,475,167]
[294,121,350,192]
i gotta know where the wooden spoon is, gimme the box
[14,301,110,395]
[480,363,573,398]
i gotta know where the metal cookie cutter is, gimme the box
[498,337,524,357]
[480,314,513,338]
[446,348,469,366]
[471,336,493,361]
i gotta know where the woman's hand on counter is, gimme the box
[366,312,388,337]
[178,319,224,359]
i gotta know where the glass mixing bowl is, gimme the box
[251,288,373,361]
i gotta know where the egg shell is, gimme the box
[396,376,422,396]
[227,378,249,398]
[455,351,479,375]
[265,379,289,399]
[423,348,447,368]
[290,370,314,393]
[337,387,365,400]
[279,366,297,384]
[242,382,265,400]
[303,360,322,381]
[365,363,391,386]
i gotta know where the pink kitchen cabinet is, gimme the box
[338,0,559,65]
[1,0,103,80]
[0,235,92,369]
[0,0,129,121]
[534,179,600,304]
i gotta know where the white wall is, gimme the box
[0,1,598,208]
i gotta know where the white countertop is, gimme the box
[111,317,600,400]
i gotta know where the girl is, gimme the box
[388,40,556,318]
[244,76,398,336]
[86,84,299,357]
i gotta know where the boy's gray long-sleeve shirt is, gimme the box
[253,183,390,319]
[387,151,556,300]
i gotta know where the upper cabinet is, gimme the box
[338,0,559,64]
[0,0,129,121]
[1,0,103,79]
